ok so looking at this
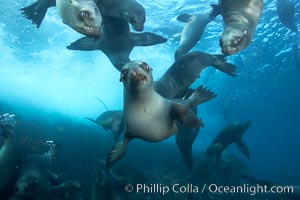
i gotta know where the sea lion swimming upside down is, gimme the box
[106,61,216,170]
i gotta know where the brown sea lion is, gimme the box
[106,61,216,170]
[56,0,103,37]
[218,0,263,55]
[175,5,221,59]
[67,17,167,71]
[154,51,237,99]
[205,121,251,164]
[20,0,56,28]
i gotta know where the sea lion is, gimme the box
[154,51,237,99]
[20,0,56,28]
[106,61,216,170]
[86,110,124,143]
[205,121,251,164]
[175,5,221,59]
[218,0,263,55]
[276,0,298,32]
[56,0,103,37]
[91,168,113,200]
[94,0,146,31]
[0,114,21,200]
[67,17,167,71]
[11,143,58,200]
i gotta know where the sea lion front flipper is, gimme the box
[177,14,193,22]
[20,0,56,28]
[211,55,237,77]
[106,137,130,171]
[171,102,202,128]
[67,37,101,51]
[185,86,217,106]
[236,140,251,159]
[131,32,167,47]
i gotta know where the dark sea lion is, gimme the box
[11,142,58,200]
[94,0,146,31]
[20,0,56,28]
[205,121,251,163]
[106,61,216,170]
[0,114,21,200]
[154,51,237,99]
[175,5,221,59]
[11,154,52,200]
[277,0,298,32]
[91,168,113,200]
[67,17,167,71]
[56,0,103,37]
[218,0,263,55]
[86,110,124,143]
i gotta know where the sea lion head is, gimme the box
[122,3,146,31]
[120,61,153,90]
[14,175,39,198]
[219,27,250,55]
[62,0,103,37]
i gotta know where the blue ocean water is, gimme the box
[0,0,300,199]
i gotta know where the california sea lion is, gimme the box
[94,0,146,31]
[205,121,251,163]
[218,0,263,55]
[86,110,124,143]
[0,114,21,200]
[276,0,298,32]
[154,51,237,99]
[20,0,56,28]
[11,143,58,200]
[67,17,167,71]
[175,5,221,59]
[106,61,216,170]
[56,0,103,37]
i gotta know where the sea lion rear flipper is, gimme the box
[67,37,101,51]
[132,33,167,47]
[171,102,203,128]
[20,0,55,28]
[236,140,251,159]
[185,86,217,106]
[211,55,237,77]
[106,137,129,171]
[177,14,193,22]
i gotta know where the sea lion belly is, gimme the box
[124,93,176,142]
